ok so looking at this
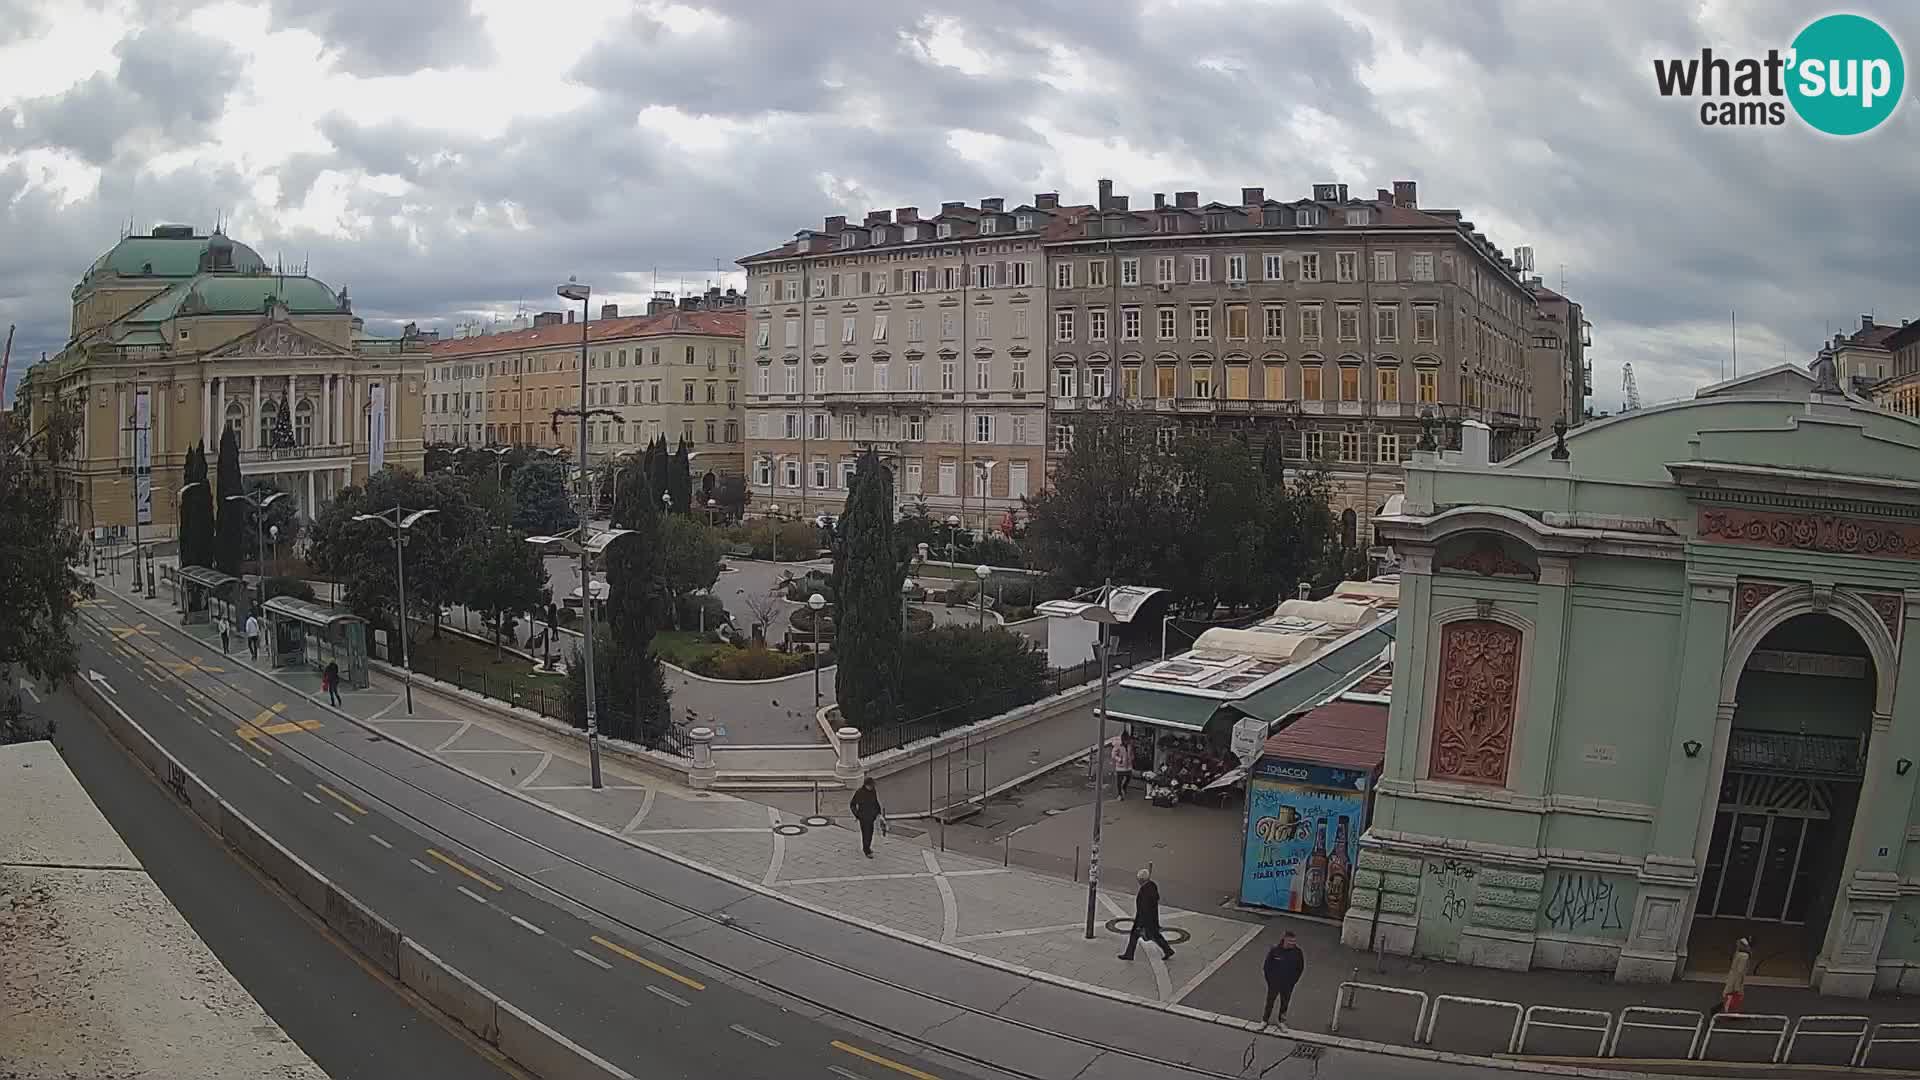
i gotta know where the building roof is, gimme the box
[1259,699,1389,772]
[429,310,746,359]
[83,229,268,282]
[121,273,341,323]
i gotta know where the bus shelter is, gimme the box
[177,566,244,628]
[262,597,369,689]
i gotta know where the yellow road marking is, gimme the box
[234,704,325,756]
[590,934,706,991]
[425,848,502,891]
[186,698,213,717]
[315,783,368,816]
[166,657,224,675]
[108,623,152,641]
[831,1041,942,1080]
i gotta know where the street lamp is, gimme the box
[662,490,671,514]
[175,482,204,613]
[352,507,440,715]
[946,514,960,564]
[705,498,719,527]
[226,489,289,611]
[1079,584,1120,940]
[808,592,827,712]
[974,563,991,629]
[526,525,634,790]
[901,577,914,626]
[767,503,782,563]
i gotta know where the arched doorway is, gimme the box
[1689,613,1873,982]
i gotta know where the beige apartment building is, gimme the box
[1045,180,1559,539]
[426,307,746,481]
[1527,281,1591,425]
[18,226,427,540]
[737,196,1079,530]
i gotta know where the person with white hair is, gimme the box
[1714,937,1752,1016]
[1118,867,1175,961]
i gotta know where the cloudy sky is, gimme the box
[2,0,1916,411]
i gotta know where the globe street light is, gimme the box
[705,498,719,528]
[974,563,991,629]
[808,592,827,712]
[901,576,915,626]
[946,514,960,564]
[352,507,440,716]
[767,503,782,563]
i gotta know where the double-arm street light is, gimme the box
[1080,582,1119,940]
[352,506,439,715]
[225,489,289,610]
[526,525,633,789]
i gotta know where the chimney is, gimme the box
[1241,187,1264,205]
[601,303,618,320]
[534,311,562,327]
[896,206,918,223]
[566,309,575,324]
[1154,193,1167,210]
[1861,313,1875,331]
[1377,188,1391,202]
[1460,420,1492,466]
[649,293,675,315]
[826,214,847,232]
[1097,178,1113,210]
[1034,192,1059,210]
[873,209,892,224]
[1111,195,1128,211]
[940,201,964,213]
[981,197,1004,212]
[1336,183,1349,201]
[1175,191,1198,209]
[1393,180,1417,207]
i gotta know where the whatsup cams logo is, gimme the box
[1653,13,1904,135]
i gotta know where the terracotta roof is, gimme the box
[1842,322,1902,349]
[1259,700,1387,772]
[429,310,745,358]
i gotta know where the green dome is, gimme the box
[84,228,268,282]
[126,273,343,322]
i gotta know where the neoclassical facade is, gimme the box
[1344,364,1920,997]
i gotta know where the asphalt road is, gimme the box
[44,685,514,1080]
[69,617,980,1080]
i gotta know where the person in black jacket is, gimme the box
[849,778,883,858]
[1262,931,1305,1026]
[1118,868,1175,961]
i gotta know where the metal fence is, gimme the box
[858,647,1137,757]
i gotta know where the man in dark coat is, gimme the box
[1262,930,1305,1026]
[1118,868,1175,961]
[849,778,883,858]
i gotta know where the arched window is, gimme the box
[1341,507,1358,550]
[258,398,279,447]
[294,398,315,446]
[224,400,245,439]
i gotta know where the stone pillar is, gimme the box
[834,725,863,786]
[251,375,262,448]
[287,373,296,439]
[202,377,213,447]
[688,726,716,788]
[321,376,332,445]
[306,471,316,520]
[215,378,226,446]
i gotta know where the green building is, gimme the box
[1343,363,1920,998]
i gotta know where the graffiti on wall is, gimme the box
[1539,869,1635,940]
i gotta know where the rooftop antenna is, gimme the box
[1730,309,1737,378]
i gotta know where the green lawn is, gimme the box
[650,630,732,668]
[406,627,565,711]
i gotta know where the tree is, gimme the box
[897,626,1047,728]
[658,515,722,628]
[463,526,549,657]
[424,443,456,474]
[179,441,216,568]
[1023,409,1186,590]
[308,468,483,650]
[669,436,693,514]
[214,427,245,575]
[583,461,672,741]
[712,474,748,519]
[242,479,302,566]
[562,630,671,744]
[832,451,905,730]
[0,453,84,700]
[510,461,578,535]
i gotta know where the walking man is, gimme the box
[324,660,342,707]
[217,612,230,654]
[850,778,883,858]
[1261,931,1306,1027]
[1119,868,1175,961]
[1111,734,1133,800]
[244,612,262,662]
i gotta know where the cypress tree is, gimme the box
[833,450,904,730]
[213,427,245,575]
[179,441,216,567]
[669,436,692,514]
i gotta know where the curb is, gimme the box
[87,585,1794,1080]
[67,670,634,1080]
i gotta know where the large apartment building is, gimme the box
[1047,180,1563,533]
[738,197,1079,529]
[1527,281,1591,424]
[18,226,427,539]
[426,306,747,479]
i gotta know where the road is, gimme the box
[45,685,515,1080]
[68,590,1522,1080]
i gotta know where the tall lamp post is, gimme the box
[526,526,633,789]
[946,514,960,564]
[1080,583,1119,940]
[176,481,204,613]
[974,564,991,629]
[767,503,782,562]
[352,507,439,715]
[808,592,827,712]
[558,277,604,787]
[225,489,288,611]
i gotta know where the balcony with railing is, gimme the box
[819,390,937,408]
[239,443,354,466]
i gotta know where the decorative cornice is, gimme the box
[1688,487,1920,523]
[1700,506,1920,561]
[1437,537,1538,581]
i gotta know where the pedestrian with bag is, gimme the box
[1261,930,1306,1027]
[324,661,342,707]
[1111,734,1133,800]
[1118,868,1175,961]
[244,612,262,661]
[1713,937,1751,1016]
[217,612,230,654]
[850,778,884,858]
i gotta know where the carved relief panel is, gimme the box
[1430,619,1523,787]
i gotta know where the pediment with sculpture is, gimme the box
[204,320,353,360]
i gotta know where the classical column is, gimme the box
[321,375,332,446]
[287,372,296,436]
[251,374,262,448]
[202,377,213,448]
[214,378,226,445]
[306,471,316,519]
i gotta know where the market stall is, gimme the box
[1239,700,1388,921]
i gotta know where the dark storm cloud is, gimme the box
[265,0,494,77]
[0,25,244,165]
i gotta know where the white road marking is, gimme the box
[273,773,292,786]
[572,948,613,970]
[456,885,489,905]
[220,737,245,753]
[332,811,354,826]
[248,755,268,770]
[644,985,689,1007]
[368,834,393,850]
[729,1024,780,1047]
[300,791,323,806]
[510,915,547,936]
[409,858,438,875]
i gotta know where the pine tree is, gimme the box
[179,441,215,567]
[213,427,245,575]
[592,461,673,742]
[669,436,693,514]
[832,451,904,730]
